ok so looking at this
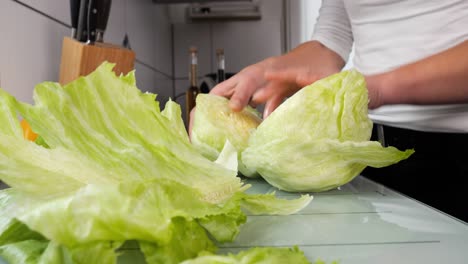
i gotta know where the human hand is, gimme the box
[210,58,297,118]
[210,41,345,118]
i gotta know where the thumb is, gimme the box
[263,95,284,119]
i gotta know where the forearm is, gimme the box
[286,41,346,70]
[370,40,468,108]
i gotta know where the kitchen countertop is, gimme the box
[1,176,467,263]
[219,176,468,263]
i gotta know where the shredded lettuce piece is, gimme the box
[180,246,311,264]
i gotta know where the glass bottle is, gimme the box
[216,48,226,83]
[186,46,200,120]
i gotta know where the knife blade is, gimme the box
[95,0,112,42]
[122,33,131,50]
[70,0,81,39]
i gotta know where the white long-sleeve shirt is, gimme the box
[311,0,468,132]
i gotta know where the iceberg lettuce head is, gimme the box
[241,70,414,192]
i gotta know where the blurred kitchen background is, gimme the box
[0,0,326,123]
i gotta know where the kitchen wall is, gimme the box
[287,0,321,50]
[0,0,173,105]
[0,0,336,124]
[167,0,285,121]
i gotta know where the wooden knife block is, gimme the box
[59,37,135,85]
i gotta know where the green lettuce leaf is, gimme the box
[15,64,242,200]
[0,62,312,264]
[139,217,217,264]
[161,99,190,143]
[0,90,22,138]
[240,192,313,215]
[180,246,311,264]
[243,137,413,192]
[242,70,414,192]
[0,240,49,264]
[191,94,262,177]
[0,240,121,264]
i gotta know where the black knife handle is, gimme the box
[95,0,112,42]
[96,0,111,31]
[87,0,97,43]
[76,0,89,42]
[70,0,81,38]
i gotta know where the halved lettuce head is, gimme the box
[242,70,414,192]
[191,94,262,177]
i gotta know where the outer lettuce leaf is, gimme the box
[197,195,247,243]
[214,140,240,172]
[0,63,312,264]
[0,89,22,138]
[243,70,414,192]
[240,192,313,215]
[15,64,242,202]
[67,241,123,264]
[17,180,248,247]
[0,189,45,246]
[249,70,372,146]
[161,99,190,143]
[139,218,217,264]
[0,219,45,247]
[0,240,49,264]
[180,246,311,264]
[243,138,414,192]
[0,240,121,264]
[0,134,107,198]
[191,94,262,177]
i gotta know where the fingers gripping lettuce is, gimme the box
[242,70,414,192]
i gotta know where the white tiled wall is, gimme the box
[173,23,212,79]
[172,0,284,79]
[0,0,173,105]
[211,20,282,73]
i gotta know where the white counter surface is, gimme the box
[219,176,468,263]
[1,176,467,263]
